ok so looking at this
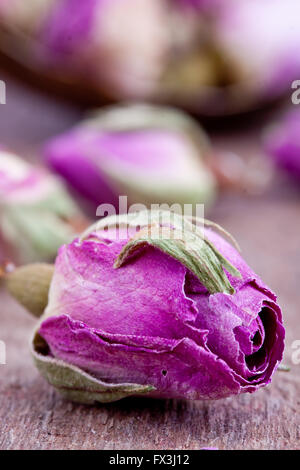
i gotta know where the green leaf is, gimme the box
[82,210,241,295]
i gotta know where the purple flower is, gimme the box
[42,0,169,98]
[41,0,98,58]
[212,0,300,100]
[0,0,169,97]
[169,0,300,115]
[44,104,216,212]
[264,110,300,181]
[16,211,284,404]
[1,0,300,114]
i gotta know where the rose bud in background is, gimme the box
[43,0,170,100]
[3,210,284,404]
[1,0,300,115]
[0,150,88,263]
[44,104,217,213]
[0,0,52,34]
[0,0,170,100]
[264,110,300,182]
[163,0,300,115]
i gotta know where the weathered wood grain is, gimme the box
[0,69,299,450]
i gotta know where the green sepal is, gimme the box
[5,263,54,318]
[115,227,240,295]
[83,210,241,296]
[1,183,81,262]
[31,330,155,404]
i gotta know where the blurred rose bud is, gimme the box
[0,0,170,99]
[42,0,171,99]
[161,0,300,115]
[210,0,300,110]
[0,150,87,263]
[5,210,284,403]
[1,0,299,115]
[0,0,53,33]
[264,110,300,181]
[44,104,217,212]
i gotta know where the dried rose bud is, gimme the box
[44,0,170,99]
[160,0,300,115]
[5,211,284,404]
[44,104,217,212]
[2,0,299,115]
[264,110,300,181]
[211,0,300,107]
[0,0,53,33]
[0,0,170,99]
[0,150,87,263]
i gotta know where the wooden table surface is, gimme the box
[0,69,299,450]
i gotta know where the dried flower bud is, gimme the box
[1,0,299,114]
[44,104,217,211]
[0,151,87,263]
[0,0,170,99]
[160,0,300,115]
[5,211,285,404]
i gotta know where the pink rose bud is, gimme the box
[44,104,217,212]
[0,0,170,99]
[0,150,87,263]
[4,211,285,404]
[1,0,299,114]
